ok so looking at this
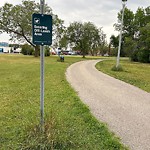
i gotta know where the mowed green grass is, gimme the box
[0,54,127,149]
[96,58,150,92]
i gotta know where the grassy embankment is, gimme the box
[0,54,127,149]
[96,58,150,92]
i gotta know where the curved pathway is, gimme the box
[66,60,150,150]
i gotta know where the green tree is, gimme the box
[0,0,64,57]
[137,23,150,63]
[110,35,119,49]
[134,7,147,31]
[67,22,86,58]
[52,15,66,48]
[67,22,105,57]
[114,8,135,57]
[145,6,150,24]
[114,5,150,62]
[109,35,119,56]
[59,33,68,49]
[115,8,135,38]
[124,37,137,57]
[133,7,150,63]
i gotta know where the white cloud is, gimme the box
[47,0,150,42]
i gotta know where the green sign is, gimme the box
[32,13,52,45]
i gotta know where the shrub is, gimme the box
[21,44,34,55]
[137,49,150,63]
[111,65,123,71]
[130,49,139,62]
[45,46,50,57]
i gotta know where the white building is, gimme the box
[0,42,21,53]
[0,46,11,53]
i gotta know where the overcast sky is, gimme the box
[0,0,149,43]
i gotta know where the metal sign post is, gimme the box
[40,45,44,132]
[40,0,45,132]
[32,0,52,132]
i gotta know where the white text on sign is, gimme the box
[34,25,51,36]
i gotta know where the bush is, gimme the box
[111,65,123,71]
[21,44,34,55]
[45,46,50,57]
[130,49,139,62]
[137,49,150,63]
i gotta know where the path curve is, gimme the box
[66,60,150,150]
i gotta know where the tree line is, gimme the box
[0,0,107,58]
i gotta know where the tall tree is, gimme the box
[114,5,150,62]
[52,15,65,48]
[115,7,135,38]
[145,6,150,24]
[124,37,137,57]
[67,21,105,57]
[67,22,85,57]
[110,35,119,49]
[0,0,64,56]
[59,34,68,49]
[109,35,119,56]
[114,8,135,57]
[134,8,146,30]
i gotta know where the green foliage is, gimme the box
[99,45,109,56]
[44,46,50,57]
[0,55,127,150]
[59,34,68,49]
[137,49,150,63]
[124,37,137,57]
[110,48,118,56]
[67,21,106,57]
[130,49,139,62]
[109,36,124,57]
[113,6,150,63]
[0,1,39,45]
[131,23,150,63]
[52,15,65,48]
[115,8,135,37]
[67,22,88,58]
[21,45,50,57]
[110,35,119,49]
[111,65,123,71]
[21,44,34,55]
[139,23,150,50]
[134,8,147,31]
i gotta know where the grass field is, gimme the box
[96,58,150,92]
[0,54,127,149]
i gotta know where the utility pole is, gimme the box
[116,0,127,68]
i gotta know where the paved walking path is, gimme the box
[66,60,150,150]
